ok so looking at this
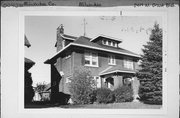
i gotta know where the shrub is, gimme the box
[69,67,96,104]
[113,85,134,103]
[96,88,115,104]
[89,90,97,104]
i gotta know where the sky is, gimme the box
[25,16,162,86]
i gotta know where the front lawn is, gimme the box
[25,101,162,109]
[59,102,162,109]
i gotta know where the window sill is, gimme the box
[108,63,116,66]
[124,67,134,70]
[84,65,99,68]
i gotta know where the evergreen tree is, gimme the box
[137,23,162,104]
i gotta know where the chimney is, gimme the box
[57,24,64,37]
[56,24,64,52]
[59,24,64,34]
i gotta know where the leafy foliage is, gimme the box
[69,67,96,104]
[34,82,47,93]
[34,82,50,101]
[113,85,134,103]
[95,88,115,104]
[137,23,162,104]
[24,71,34,103]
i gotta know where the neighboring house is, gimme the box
[24,35,35,104]
[44,25,140,102]
[33,83,51,101]
[39,83,51,101]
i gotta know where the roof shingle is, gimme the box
[46,35,140,64]
[73,36,139,57]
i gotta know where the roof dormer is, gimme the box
[90,34,123,48]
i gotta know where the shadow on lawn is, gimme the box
[25,101,63,108]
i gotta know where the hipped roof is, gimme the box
[25,58,35,64]
[45,35,140,64]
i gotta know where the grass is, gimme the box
[60,102,162,109]
[25,101,162,109]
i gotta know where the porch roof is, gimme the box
[99,66,136,76]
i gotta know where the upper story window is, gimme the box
[108,55,116,65]
[84,52,98,67]
[124,59,134,70]
[102,39,118,47]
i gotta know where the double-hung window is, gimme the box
[124,59,134,70]
[108,55,116,65]
[84,52,98,67]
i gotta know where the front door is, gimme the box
[105,77,114,90]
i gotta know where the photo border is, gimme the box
[18,8,168,115]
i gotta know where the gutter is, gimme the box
[44,42,140,64]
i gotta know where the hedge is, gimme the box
[113,85,134,103]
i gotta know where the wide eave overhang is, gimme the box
[44,43,140,64]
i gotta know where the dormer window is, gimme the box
[102,39,118,48]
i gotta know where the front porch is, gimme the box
[97,69,140,101]
[100,73,136,91]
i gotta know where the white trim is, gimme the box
[84,52,99,67]
[108,55,116,65]
[84,65,99,68]
[46,41,140,63]
[65,55,71,59]
[60,34,76,41]
[90,34,123,42]
[45,43,71,63]
[102,39,118,48]
[71,43,140,58]
[99,66,113,74]
[123,59,134,70]
[99,70,136,76]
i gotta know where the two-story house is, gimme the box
[44,25,140,102]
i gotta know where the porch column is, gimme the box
[132,77,140,101]
[114,76,123,89]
